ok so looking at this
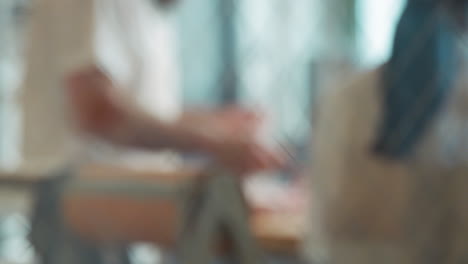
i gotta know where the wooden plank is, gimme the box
[251,211,305,255]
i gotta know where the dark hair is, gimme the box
[151,0,178,9]
[373,0,467,159]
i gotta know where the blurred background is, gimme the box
[0,0,406,263]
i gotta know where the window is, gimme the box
[356,0,405,68]
[0,0,26,170]
[235,0,318,147]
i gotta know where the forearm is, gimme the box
[110,109,213,153]
[86,101,214,153]
[67,67,213,153]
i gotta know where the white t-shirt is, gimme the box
[18,0,181,175]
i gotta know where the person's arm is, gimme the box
[66,66,284,173]
[66,67,208,151]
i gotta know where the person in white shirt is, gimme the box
[24,0,283,263]
[21,0,280,175]
[305,0,468,263]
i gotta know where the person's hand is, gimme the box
[181,106,262,136]
[185,106,285,175]
[208,134,284,175]
[212,106,264,136]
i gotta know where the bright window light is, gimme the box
[356,0,405,68]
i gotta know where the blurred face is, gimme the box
[156,0,178,8]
